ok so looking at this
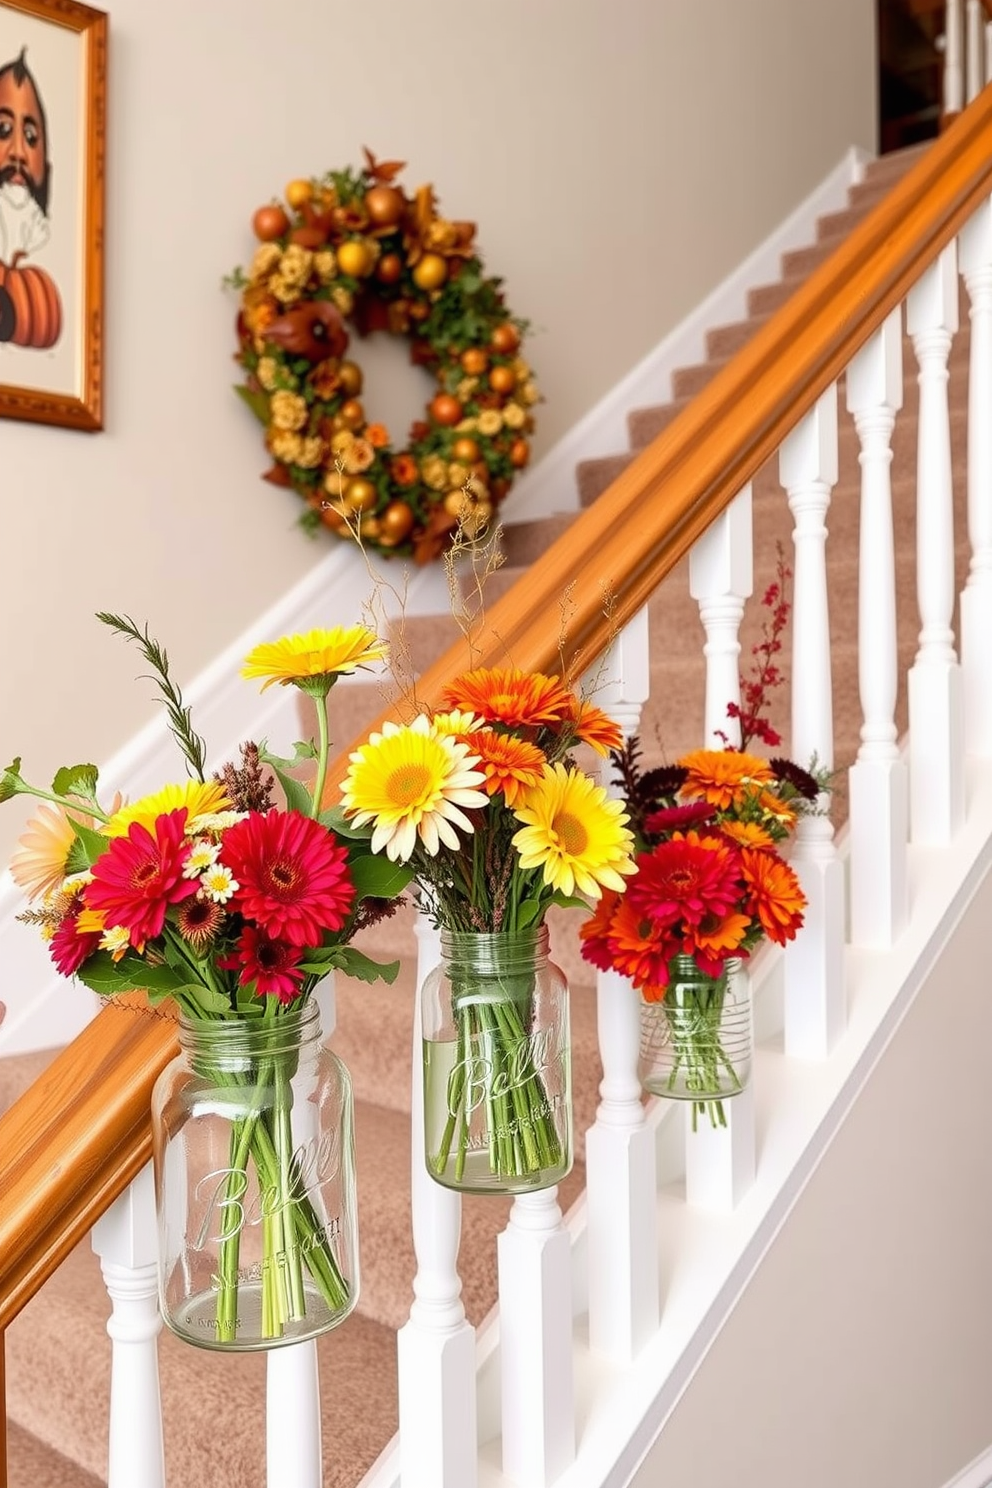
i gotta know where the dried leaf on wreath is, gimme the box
[234,384,271,425]
[413,504,457,565]
[362,146,406,183]
[262,464,293,487]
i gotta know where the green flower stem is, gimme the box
[204,1051,349,1343]
[664,984,743,1132]
[429,994,563,1184]
[309,689,331,821]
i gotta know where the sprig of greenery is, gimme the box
[96,613,207,781]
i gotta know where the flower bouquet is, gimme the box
[2,618,411,1347]
[336,666,636,1191]
[581,738,818,1128]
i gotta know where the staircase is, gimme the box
[0,136,979,1487]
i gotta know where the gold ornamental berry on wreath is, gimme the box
[229,148,540,564]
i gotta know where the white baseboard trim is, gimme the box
[498,145,871,526]
[942,1447,992,1488]
[0,145,871,1058]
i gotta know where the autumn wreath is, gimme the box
[229,149,540,564]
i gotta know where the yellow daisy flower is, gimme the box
[242,626,387,693]
[340,715,488,863]
[511,762,636,899]
[105,781,232,838]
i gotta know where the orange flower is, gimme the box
[683,911,752,961]
[391,453,419,486]
[677,748,774,809]
[756,788,797,830]
[579,888,622,971]
[596,896,673,992]
[567,699,624,756]
[719,819,776,851]
[740,848,806,944]
[365,422,390,448]
[463,730,546,807]
[441,668,573,729]
[309,360,342,399]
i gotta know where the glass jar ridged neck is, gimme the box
[439,924,548,978]
[177,999,320,1071]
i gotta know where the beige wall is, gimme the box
[0,0,876,863]
[634,865,992,1488]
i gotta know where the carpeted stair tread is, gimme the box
[4,1235,399,1488]
[5,1421,106,1488]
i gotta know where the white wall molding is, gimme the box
[942,1447,992,1488]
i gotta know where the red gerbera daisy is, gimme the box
[85,809,199,949]
[219,809,355,946]
[643,801,715,836]
[50,906,102,977]
[627,831,744,931]
[223,923,306,1003]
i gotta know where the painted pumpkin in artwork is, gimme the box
[0,255,63,349]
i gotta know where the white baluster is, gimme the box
[907,244,966,843]
[946,0,966,114]
[779,386,846,1058]
[91,1164,165,1488]
[683,490,756,1208]
[846,310,910,948]
[582,609,658,1362]
[689,484,754,746]
[267,1342,322,1488]
[967,0,985,100]
[397,912,477,1488]
[498,1189,574,1486]
[986,18,992,83]
[959,198,992,755]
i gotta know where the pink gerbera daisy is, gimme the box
[85,809,199,949]
[219,809,355,946]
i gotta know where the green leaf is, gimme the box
[319,806,371,840]
[67,818,112,870]
[257,741,318,817]
[0,757,25,803]
[334,947,401,986]
[52,763,100,800]
[515,898,545,928]
[182,983,233,1015]
[547,892,592,913]
[234,383,271,425]
[348,851,414,900]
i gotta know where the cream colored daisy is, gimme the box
[340,715,488,862]
[200,864,240,904]
[9,803,78,900]
[183,838,221,878]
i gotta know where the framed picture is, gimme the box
[0,0,106,431]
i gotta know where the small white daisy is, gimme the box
[200,865,239,904]
[183,838,221,878]
[61,870,94,894]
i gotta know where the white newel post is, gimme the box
[959,199,992,756]
[946,0,965,115]
[683,487,756,1210]
[779,386,846,1059]
[966,0,985,100]
[91,1163,166,1488]
[267,1343,323,1488]
[583,608,658,1362]
[907,244,965,843]
[397,912,478,1488]
[498,1187,574,1486]
[846,310,910,948]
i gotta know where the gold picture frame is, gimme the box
[0,0,106,430]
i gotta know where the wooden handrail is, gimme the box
[3,87,992,1334]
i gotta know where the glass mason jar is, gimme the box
[638,954,752,1130]
[151,998,359,1351]
[421,925,572,1195]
